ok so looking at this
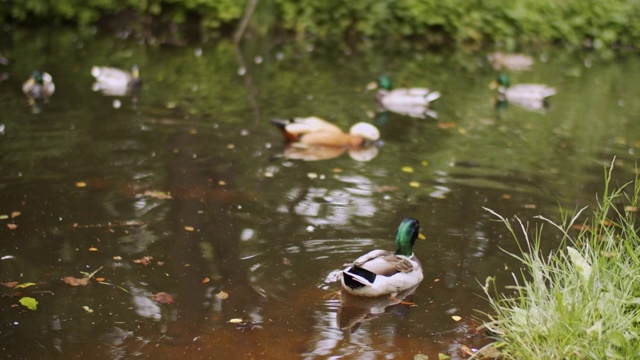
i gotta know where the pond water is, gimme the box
[1,27,640,359]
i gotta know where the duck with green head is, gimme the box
[341,218,425,297]
[491,74,556,112]
[22,70,55,102]
[372,76,441,119]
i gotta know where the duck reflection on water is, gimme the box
[337,285,419,333]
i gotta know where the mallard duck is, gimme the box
[491,74,556,112]
[91,65,141,96]
[371,76,441,119]
[341,218,425,297]
[22,70,55,102]
[270,117,380,147]
[488,52,534,71]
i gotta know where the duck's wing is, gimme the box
[509,84,556,99]
[286,116,343,135]
[91,66,131,82]
[384,88,441,105]
[354,250,415,276]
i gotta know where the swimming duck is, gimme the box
[270,117,380,147]
[372,76,441,119]
[488,52,534,71]
[91,65,141,96]
[22,70,55,102]
[341,218,425,297]
[492,74,556,112]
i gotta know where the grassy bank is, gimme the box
[2,0,640,51]
[480,164,640,358]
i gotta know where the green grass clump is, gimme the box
[481,164,640,359]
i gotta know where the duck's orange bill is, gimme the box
[418,233,426,240]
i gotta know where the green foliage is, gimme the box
[482,164,640,359]
[2,0,640,49]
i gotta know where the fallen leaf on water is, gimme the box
[375,185,399,193]
[15,282,36,289]
[7,223,17,230]
[452,315,462,322]
[151,292,174,304]
[184,226,195,232]
[2,281,18,288]
[502,194,512,199]
[409,181,420,188]
[332,168,343,173]
[113,256,122,261]
[218,180,226,186]
[460,345,474,356]
[624,205,638,212]
[76,181,87,188]
[227,318,243,324]
[143,190,172,200]
[401,166,414,173]
[414,354,429,360]
[201,277,210,284]
[437,122,457,129]
[523,203,537,209]
[282,257,292,266]
[0,214,8,219]
[63,276,90,286]
[133,256,153,266]
[11,211,21,218]
[157,261,165,266]
[95,277,105,282]
[438,353,451,360]
[89,246,98,252]
[216,291,229,300]
[19,297,38,310]
[82,306,94,314]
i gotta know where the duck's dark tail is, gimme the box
[270,118,298,142]
[342,266,377,289]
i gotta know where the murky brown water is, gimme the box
[1,28,640,359]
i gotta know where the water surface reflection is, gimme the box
[1,28,640,359]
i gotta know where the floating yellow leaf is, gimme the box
[15,282,36,289]
[89,246,98,252]
[0,214,7,219]
[421,160,428,166]
[438,353,451,360]
[19,297,38,310]
[401,166,414,173]
[184,226,195,232]
[201,277,210,284]
[409,181,420,188]
[216,291,229,300]
[451,315,462,322]
[218,180,226,186]
[7,223,17,230]
[76,181,87,188]
[82,306,94,314]
[11,211,21,218]
[228,318,243,323]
